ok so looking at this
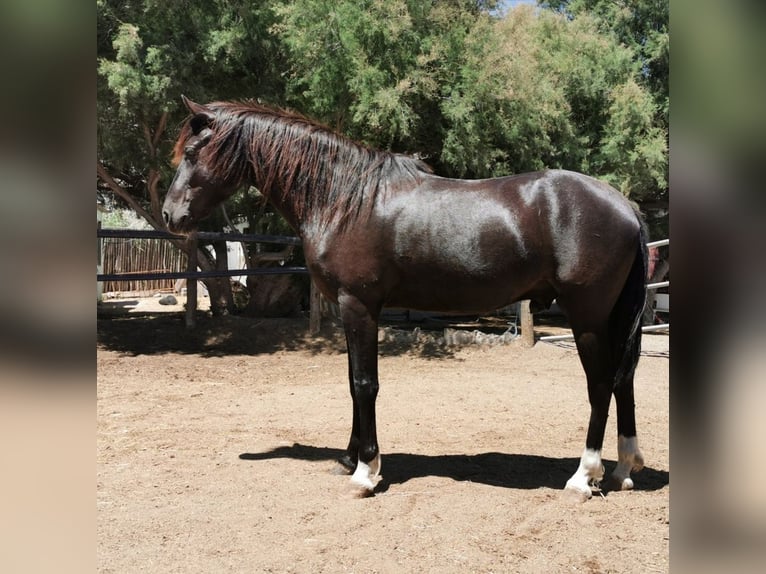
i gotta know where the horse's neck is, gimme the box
[249,133,349,235]
[253,182,302,233]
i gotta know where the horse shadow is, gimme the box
[239,442,669,495]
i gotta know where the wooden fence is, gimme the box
[97,228,311,330]
[97,228,667,343]
[101,235,187,294]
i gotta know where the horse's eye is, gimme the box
[184,146,197,157]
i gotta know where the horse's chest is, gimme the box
[303,233,387,297]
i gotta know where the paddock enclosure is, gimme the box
[97,306,668,573]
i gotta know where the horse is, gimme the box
[163,96,648,499]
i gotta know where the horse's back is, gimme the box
[310,168,642,315]
[406,168,640,263]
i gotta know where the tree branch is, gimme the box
[147,169,162,222]
[142,123,154,157]
[142,110,169,158]
[98,161,222,291]
[97,161,159,228]
[152,110,168,150]
[145,111,169,221]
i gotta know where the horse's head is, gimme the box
[162,96,239,233]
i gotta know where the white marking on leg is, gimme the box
[612,435,644,490]
[350,453,381,492]
[565,448,604,499]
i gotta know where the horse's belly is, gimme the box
[385,271,526,314]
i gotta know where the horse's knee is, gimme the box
[353,378,379,400]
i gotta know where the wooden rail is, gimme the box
[97,228,315,331]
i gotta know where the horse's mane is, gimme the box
[172,100,432,227]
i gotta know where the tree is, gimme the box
[275,2,665,198]
[539,1,667,111]
[98,0,667,318]
[97,0,287,314]
[437,5,666,199]
[538,0,669,197]
[273,1,501,166]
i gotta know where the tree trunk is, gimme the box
[143,112,168,223]
[520,300,535,347]
[209,240,234,315]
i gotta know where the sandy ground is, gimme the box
[97,298,669,573]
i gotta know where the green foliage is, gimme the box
[438,13,517,176]
[539,0,669,124]
[100,208,151,230]
[98,22,171,116]
[97,0,287,199]
[596,79,667,199]
[275,0,429,147]
[536,0,669,199]
[437,6,666,198]
[98,0,668,217]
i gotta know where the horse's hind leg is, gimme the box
[565,326,613,499]
[612,367,644,490]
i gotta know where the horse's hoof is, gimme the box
[561,487,593,504]
[348,472,376,498]
[348,480,376,498]
[611,437,643,491]
[612,475,634,490]
[563,482,593,502]
[348,454,380,497]
[565,465,600,501]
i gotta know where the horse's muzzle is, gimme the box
[163,210,193,235]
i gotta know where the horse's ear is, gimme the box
[181,95,215,125]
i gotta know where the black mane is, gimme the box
[173,100,431,226]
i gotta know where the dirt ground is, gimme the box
[97,297,669,573]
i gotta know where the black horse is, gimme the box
[163,97,647,498]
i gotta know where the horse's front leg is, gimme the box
[337,351,360,472]
[338,290,381,495]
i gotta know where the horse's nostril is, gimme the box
[162,210,170,224]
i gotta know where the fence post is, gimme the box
[309,279,321,335]
[520,299,535,347]
[185,236,198,329]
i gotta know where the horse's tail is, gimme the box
[610,211,649,384]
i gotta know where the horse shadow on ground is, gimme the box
[239,442,669,495]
